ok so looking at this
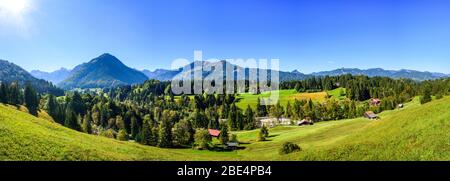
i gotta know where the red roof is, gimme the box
[208,129,221,137]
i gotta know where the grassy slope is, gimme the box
[290,97,450,161]
[236,89,329,110]
[0,104,201,161]
[0,96,449,161]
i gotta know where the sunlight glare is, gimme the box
[0,0,30,15]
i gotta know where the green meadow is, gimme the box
[236,88,345,110]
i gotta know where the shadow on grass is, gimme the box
[210,146,246,152]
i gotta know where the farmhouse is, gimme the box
[364,111,379,120]
[208,129,221,137]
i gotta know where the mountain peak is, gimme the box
[89,53,122,64]
[58,54,148,89]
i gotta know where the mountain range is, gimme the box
[4,53,449,90]
[310,68,448,81]
[30,68,71,85]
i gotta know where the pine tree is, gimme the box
[130,115,139,139]
[219,123,229,145]
[244,105,255,130]
[82,111,93,134]
[228,103,238,131]
[24,84,38,116]
[285,101,293,118]
[157,111,174,148]
[45,94,58,119]
[270,102,284,122]
[0,83,8,103]
[140,121,156,146]
[64,108,80,131]
[420,85,432,104]
[8,82,20,105]
[256,97,267,117]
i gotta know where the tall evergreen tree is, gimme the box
[82,111,93,134]
[0,83,8,103]
[8,82,20,105]
[158,111,174,148]
[244,105,256,130]
[64,108,80,131]
[219,123,229,145]
[228,103,239,131]
[256,97,267,117]
[24,84,38,116]
[140,120,157,146]
[421,85,432,104]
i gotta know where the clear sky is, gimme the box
[1,0,450,74]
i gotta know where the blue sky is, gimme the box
[0,0,450,74]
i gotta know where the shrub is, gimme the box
[258,125,269,141]
[229,134,238,143]
[436,93,444,100]
[279,142,301,155]
[258,131,266,141]
[194,129,212,150]
[100,129,115,139]
[117,129,129,141]
[172,119,195,147]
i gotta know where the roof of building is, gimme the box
[208,129,221,137]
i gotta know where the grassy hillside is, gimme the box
[236,89,328,109]
[0,103,200,161]
[1,96,449,161]
[289,97,450,161]
[236,88,347,110]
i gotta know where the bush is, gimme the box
[258,131,266,141]
[436,93,444,100]
[100,129,115,139]
[279,142,301,155]
[172,119,195,147]
[229,134,238,143]
[258,125,269,141]
[117,129,129,141]
[194,129,212,150]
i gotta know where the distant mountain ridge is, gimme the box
[0,59,64,95]
[58,53,149,89]
[143,60,308,82]
[143,64,448,82]
[31,56,449,89]
[311,68,448,81]
[30,68,71,84]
